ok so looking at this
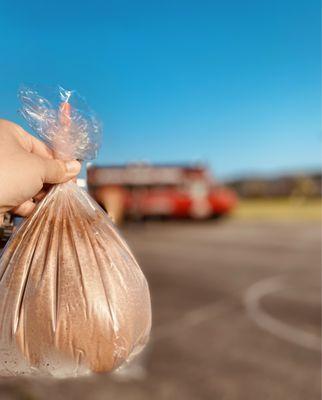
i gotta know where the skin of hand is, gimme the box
[0,119,81,217]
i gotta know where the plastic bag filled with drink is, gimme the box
[0,86,151,377]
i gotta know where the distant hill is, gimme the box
[225,172,321,198]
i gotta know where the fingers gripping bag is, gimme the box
[0,86,151,377]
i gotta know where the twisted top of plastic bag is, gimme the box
[18,85,102,161]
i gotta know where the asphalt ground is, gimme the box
[0,219,320,400]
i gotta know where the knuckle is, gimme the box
[0,119,12,128]
[0,119,20,132]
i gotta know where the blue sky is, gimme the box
[0,0,320,180]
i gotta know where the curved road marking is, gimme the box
[245,276,321,352]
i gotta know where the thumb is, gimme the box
[41,159,81,184]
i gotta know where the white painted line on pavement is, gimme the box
[245,276,321,352]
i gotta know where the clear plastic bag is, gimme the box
[0,87,151,377]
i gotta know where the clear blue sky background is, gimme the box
[0,0,320,180]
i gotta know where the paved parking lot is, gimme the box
[0,219,320,399]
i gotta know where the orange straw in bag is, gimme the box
[56,101,73,160]
[59,100,80,181]
[59,101,71,129]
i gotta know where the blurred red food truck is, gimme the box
[87,164,237,223]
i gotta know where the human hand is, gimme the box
[0,119,81,217]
